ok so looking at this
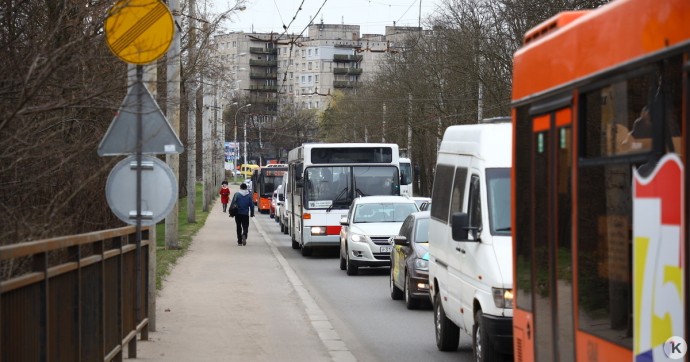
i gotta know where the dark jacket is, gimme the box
[231,190,254,217]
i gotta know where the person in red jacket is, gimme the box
[219,181,231,212]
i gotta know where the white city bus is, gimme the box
[287,143,402,256]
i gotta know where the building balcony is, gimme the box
[249,47,277,55]
[249,85,278,92]
[251,98,278,105]
[249,59,278,67]
[333,68,362,75]
[333,54,363,62]
[333,81,356,88]
[250,72,278,79]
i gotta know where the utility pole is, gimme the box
[165,0,180,249]
[408,93,412,158]
[187,0,197,223]
[382,103,386,142]
[202,80,212,212]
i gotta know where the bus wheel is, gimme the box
[301,245,312,256]
[434,292,459,351]
[291,233,299,249]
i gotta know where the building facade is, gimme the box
[213,23,422,163]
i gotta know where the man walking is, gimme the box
[229,183,254,245]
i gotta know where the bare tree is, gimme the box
[0,0,127,244]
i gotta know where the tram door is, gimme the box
[515,105,575,362]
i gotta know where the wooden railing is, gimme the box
[0,226,152,361]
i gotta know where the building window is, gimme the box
[289,85,293,92]
[301,75,305,83]
[301,49,305,57]
[289,72,293,79]
[302,63,305,70]
[308,49,312,56]
[289,59,293,65]
[308,62,312,70]
[316,101,319,108]
[315,75,318,83]
[233,41,237,47]
[315,49,319,56]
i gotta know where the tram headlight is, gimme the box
[310,226,327,235]
[492,288,513,309]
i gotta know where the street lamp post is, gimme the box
[234,103,251,170]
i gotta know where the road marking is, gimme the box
[253,218,357,362]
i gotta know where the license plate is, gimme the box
[380,246,392,253]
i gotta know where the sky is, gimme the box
[213,0,443,36]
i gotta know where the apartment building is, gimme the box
[215,23,421,115]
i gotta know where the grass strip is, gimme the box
[154,182,212,290]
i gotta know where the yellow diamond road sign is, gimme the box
[105,0,174,64]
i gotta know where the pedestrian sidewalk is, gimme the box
[132,200,353,361]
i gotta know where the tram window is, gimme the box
[577,163,633,348]
[582,75,654,157]
[582,56,684,159]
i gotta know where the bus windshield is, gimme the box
[304,166,399,209]
[486,167,511,236]
[261,175,283,196]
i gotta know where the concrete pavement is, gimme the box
[132,198,355,361]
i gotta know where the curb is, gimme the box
[252,218,357,362]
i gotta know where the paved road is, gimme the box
[256,213,475,362]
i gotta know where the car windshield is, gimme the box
[353,203,418,223]
[414,217,429,243]
[486,168,511,236]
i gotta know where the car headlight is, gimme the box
[414,258,428,271]
[350,233,367,243]
[492,288,513,309]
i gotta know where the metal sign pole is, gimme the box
[135,64,143,354]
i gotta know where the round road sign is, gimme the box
[106,155,178,226]
[105,0,174,64]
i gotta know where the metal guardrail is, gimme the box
[0,226,151,361]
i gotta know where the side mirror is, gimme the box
[339,217,349,226]
[451,212,470,241]
[393,235,409,246]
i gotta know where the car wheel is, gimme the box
[434,292,460,351]
[390,267,403,300]
[339,247,346,270]
[345,248,358,276]
[405,273,420,310]
[473,309,501,362]
[283,221,289,234]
